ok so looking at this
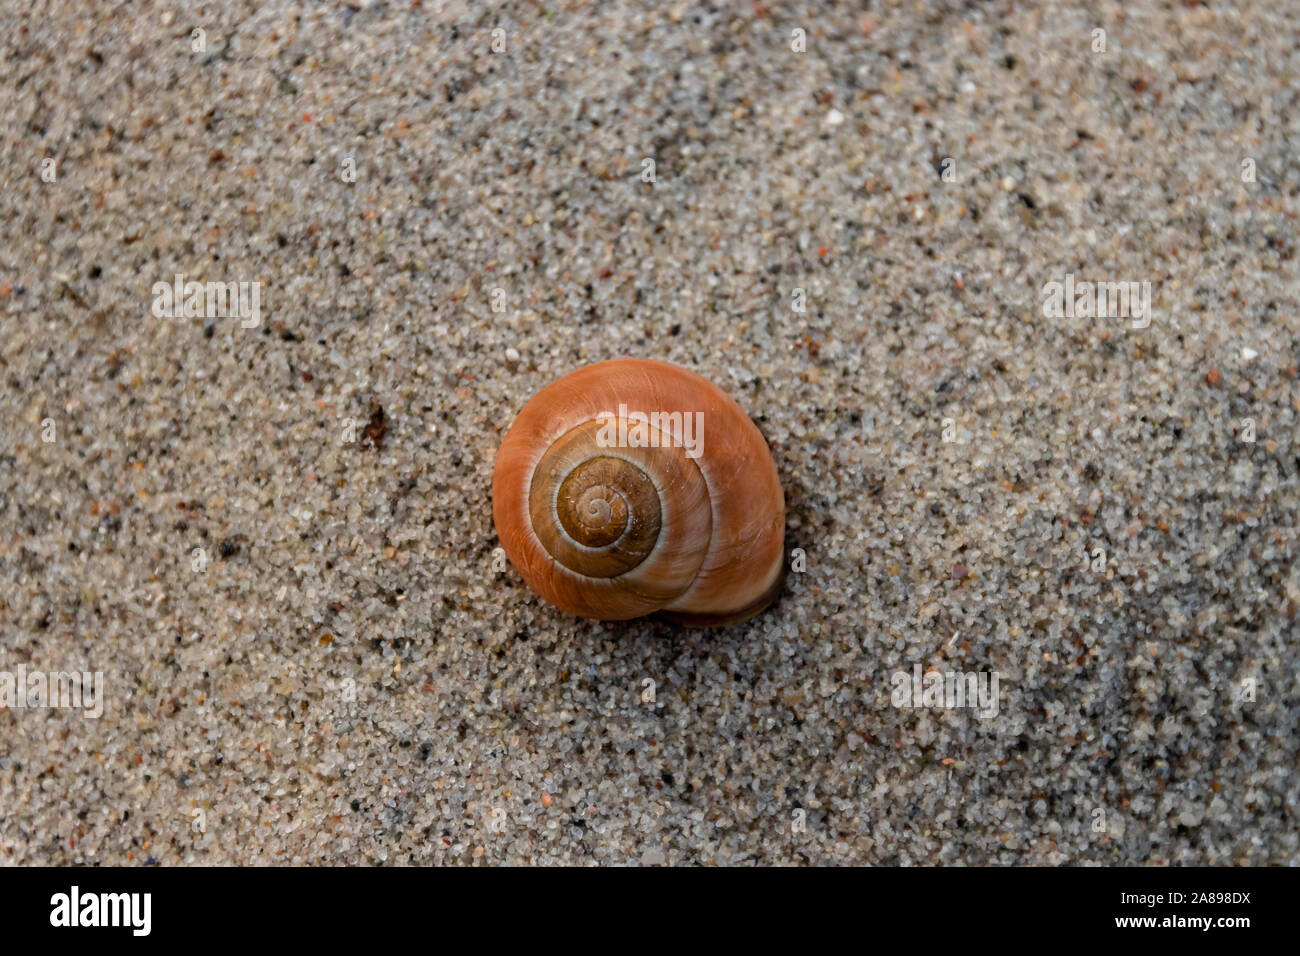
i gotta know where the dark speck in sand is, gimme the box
[362,403,387,451]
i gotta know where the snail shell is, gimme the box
[492,359,785,625]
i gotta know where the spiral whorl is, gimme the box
[556,458,655,551]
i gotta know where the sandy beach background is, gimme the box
[1,1,1296,864]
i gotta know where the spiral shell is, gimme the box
[492,359,785,625]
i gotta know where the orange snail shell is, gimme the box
[492,359,785,625]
